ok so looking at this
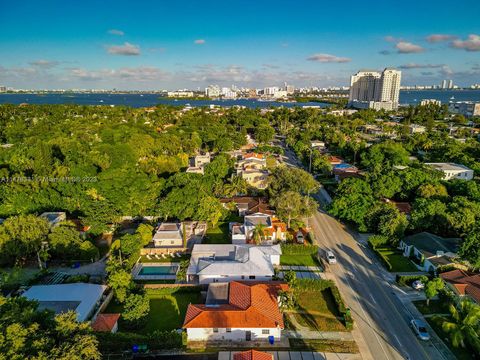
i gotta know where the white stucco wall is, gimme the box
[186,327,281,341]
[198,274,273,285]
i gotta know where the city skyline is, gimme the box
[1,0,480,90]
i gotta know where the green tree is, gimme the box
[136,223,154,246]
[122,293,150,327]
[417,183,449,199]
[252,224,266,245]
[268,167,319,198]
[254,124,275,144]
[271,191,317,228]
[458,228,480,269]
[436,299,480,352]
[107,269,133,303]
[425,278,444,306]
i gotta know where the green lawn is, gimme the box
[413,299,450,316]
[375,246,418,272]
[426,316,476,360]
[105,288,202,333]
[203,221,231,244]
[289,289,347,332]
[280,254,320,267]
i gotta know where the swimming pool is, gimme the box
[138,264,178,276]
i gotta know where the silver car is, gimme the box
[410,319,430,341]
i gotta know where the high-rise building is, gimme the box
[205,85,221,97]
[441,80,448,89]
[448,79,454,89]
[348,68,401,110]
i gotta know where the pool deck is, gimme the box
[132,262,179,281]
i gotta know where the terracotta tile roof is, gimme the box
[327,156,344,165]
[92,314,120,332]
[244,153,265,160]
[440,269,480,303]
[183,281,288,329]
[234,350,274,360]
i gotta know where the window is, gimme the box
[262,329,270,335]
[213,328,219,333]
[226,328,231,333]
[241,275,245,279]
[249,275,256,280]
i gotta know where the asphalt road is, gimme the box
[280,144,451,360]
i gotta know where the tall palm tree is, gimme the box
[252,224,266,245]
[436,299,480,351]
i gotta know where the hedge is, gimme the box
[396,274,430,287]
[281,243,319,255]
[97,330,183,353]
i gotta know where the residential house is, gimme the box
[332,163,359,182]
[91,313,121,333]
[409,124,426,134]
[440,269,480,304]
[230,212,287,245]
[143,221,206,255]
[40,212,66,227]
[236,153,267,171]
[425,163,474,181]
[327,155,344,166]
[382,199,412,217]
[220,197,274,216]
[186,166,204,175]
[240,169,269,189]
[399,232,462,272]
[183,281,288,342]
[194,153,211,168]
[23,283,108,322]
[186,244,281,284]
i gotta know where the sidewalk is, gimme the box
[219,351,361,360]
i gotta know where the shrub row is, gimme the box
[281,243,319,255]
[396,274,430,287]
[373,249,393,271]
[145,285,203,295]
[97,330,183,353]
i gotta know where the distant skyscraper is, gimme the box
[448,79,453,89]
[348,68,401,110]
[441,79,448,89]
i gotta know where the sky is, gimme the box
[0,0,479,90]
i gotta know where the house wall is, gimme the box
[186,327,281,341]
[198,274,273,285]
[232,234,247,244]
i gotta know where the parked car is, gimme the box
[410,319,430,341]
[412,280,425,290]
[326,251,337,264]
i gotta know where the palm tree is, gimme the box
[223,176,248,197]
[436,299,480,351]
[252,224,266,245]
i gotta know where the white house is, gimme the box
[23,283,107,322]
[399,232,462,273]
[425,163,474,181]
[183,281,288,342]
[237,212,287,245]
[40,212,66,227]
[186,244,281,284]
[152,222,184,248]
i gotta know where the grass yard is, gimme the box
[203,221,231,244]
[426,316,475,360]
[280,254,320,267]
[289,339,359,353]
[289,289,347,332]
[374,246,418,272]
[105,288,202,334]
[413,299,450,316]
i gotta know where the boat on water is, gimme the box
[99,100,104,103]
[450,96,455,100]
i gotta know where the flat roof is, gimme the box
[23,283,107,322]
[425,162,472,171]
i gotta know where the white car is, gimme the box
[326,251,337,264]
[410,319,431,341]
[412,280,425,290]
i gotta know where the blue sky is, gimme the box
[1,0,479,89]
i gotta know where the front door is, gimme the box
[246,331,251,341]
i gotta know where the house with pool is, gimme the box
[186,244,281,284]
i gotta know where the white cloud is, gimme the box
[395,41,424,54]
[306,53,351,63]
[106,42,140,56]
[398,63,444,70]
[69,66,169,82]
[194,39,205,45]
[108,29,124,36]
[426,34,456,43]
[451,34,480,51]
[29,60,60,68]
[384,35,402,42]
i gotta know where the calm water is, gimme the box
[0,93,326,108]
[139,264,178,275]
[0,90,478,108]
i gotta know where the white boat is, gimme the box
[450,96,455,100]
[99,100,104,103]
